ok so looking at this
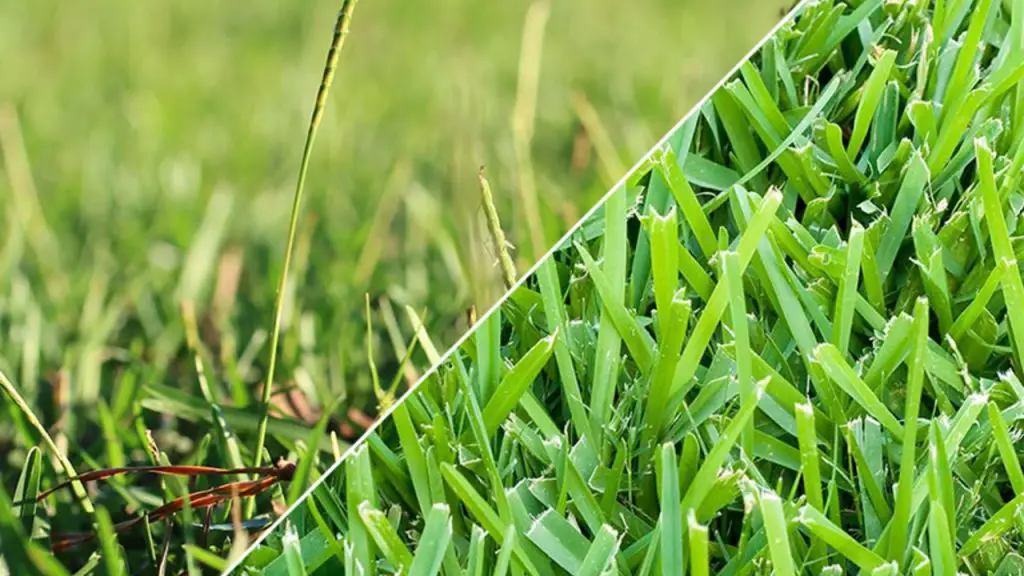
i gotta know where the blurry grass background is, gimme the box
[0,0,788,489]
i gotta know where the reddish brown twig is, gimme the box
[30,458,295,553]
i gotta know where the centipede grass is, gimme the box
[0,0,789,574]
[238,0,1024,573]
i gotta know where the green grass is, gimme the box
[0,0,789,573]
[232,0,1024,573]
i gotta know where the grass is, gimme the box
[0,0,790,573]
[231,0,1024,573]
[251,0,360,508]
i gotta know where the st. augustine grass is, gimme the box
[0,0,789,573]
[236,0,1024,573]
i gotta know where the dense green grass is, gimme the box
[0,0,788,573]
[234,0,1024,573]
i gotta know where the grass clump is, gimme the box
[1,0,789,573]
[235,0,1024,573]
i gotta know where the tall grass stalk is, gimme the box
[249,0,361,516]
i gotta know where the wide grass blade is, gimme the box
[481,333,557,434]
[407,504,452,576]
[357,501,414,571]
[760,491,796,576]
[657,443,683,574]
[887,298,928,564]
[577,524,618,576]
[796,505,886,570]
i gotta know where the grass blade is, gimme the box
[407,504,452,576]
[760,491,796,576]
